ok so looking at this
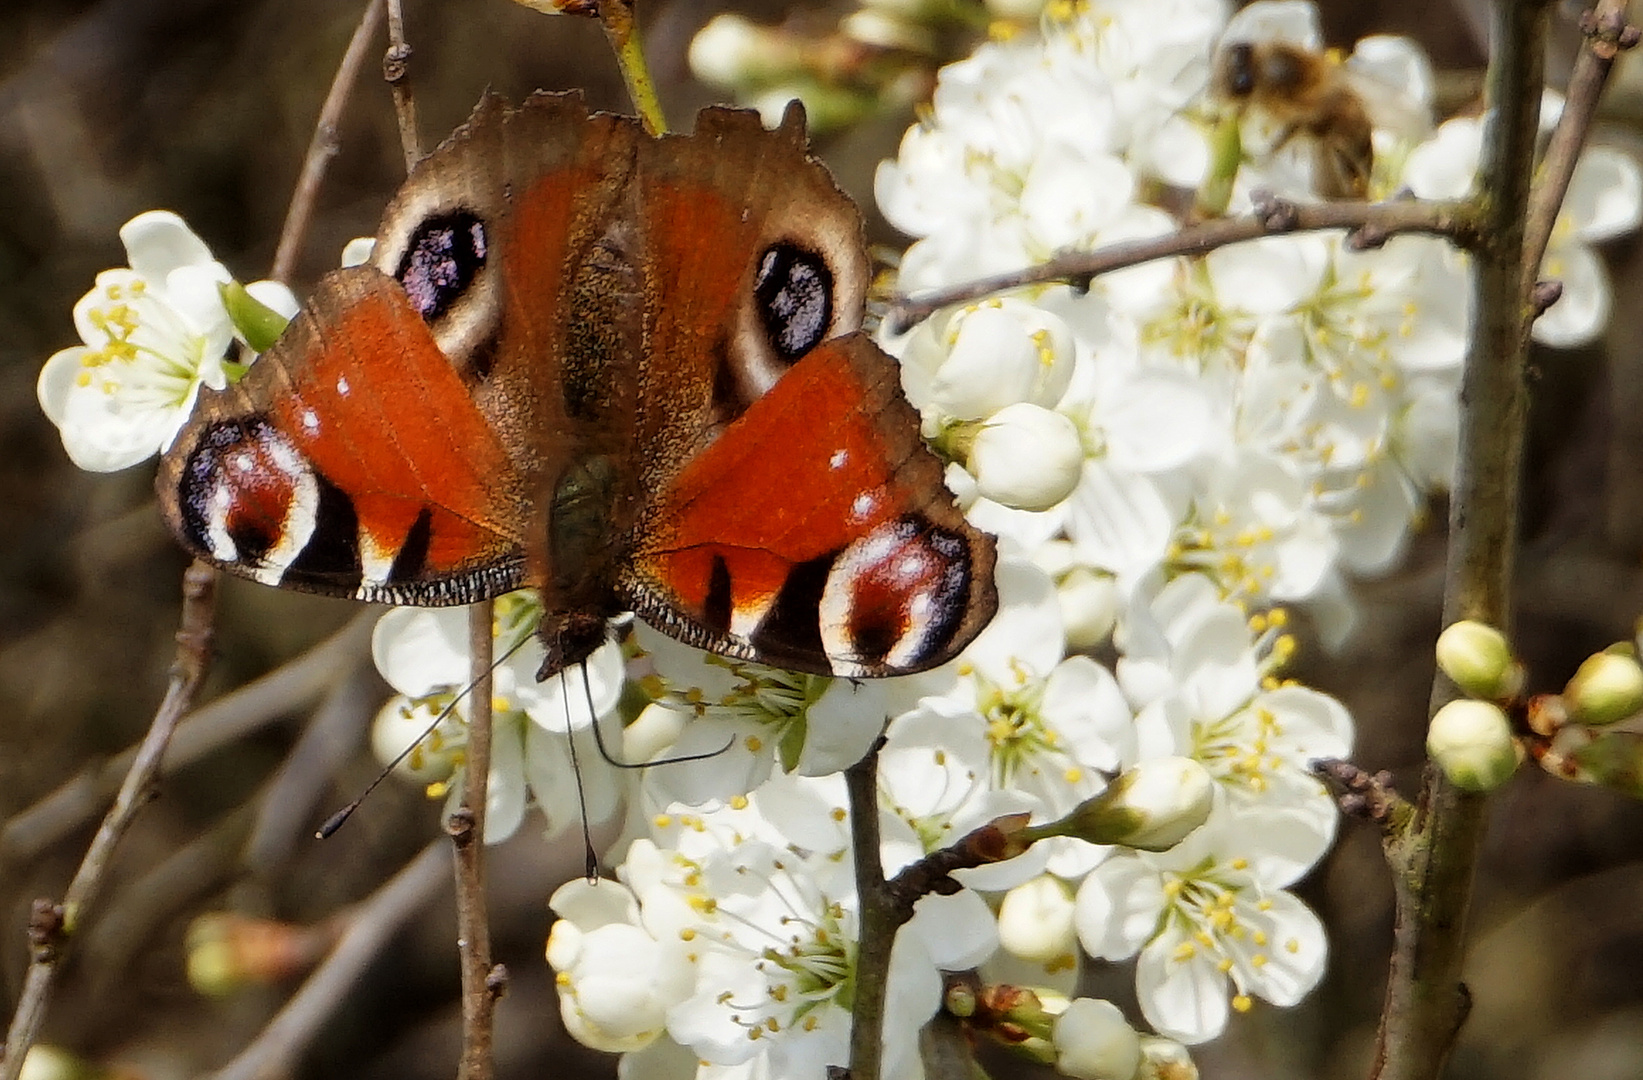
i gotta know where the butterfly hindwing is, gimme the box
[624,332,997,677]
[158,266,529,603]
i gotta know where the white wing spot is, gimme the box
[301,409,320,433]
[336,376,351,396]
[829,449,848,470]
[850,492,876,521]
[232,453,254,473]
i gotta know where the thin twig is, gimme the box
[453,601,498,1080]
[1370,3,1554,1079]
[0,562,217,1080]
[270,0,386,284]
[383,0,421,171]
[204,840,449,1080]
[0,611,374,865]
[884,197,1471,333]
[844,744,889,1080]
[1521,0,1639,283]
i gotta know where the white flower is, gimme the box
[38,211,295,472]
[547,878,696,1053]
[627,623,890,807]
[969,403,1084,511]
[1073,810,1330,1044]
[369,592,626,843]
[1053,997,1142,1080]
[998,874,1079,963]
[1120,575,1353,831]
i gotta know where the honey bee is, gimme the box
[1209,39,1424,201]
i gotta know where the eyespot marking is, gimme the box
[396,210,488,323]
[754,243,832,360]
[818,516,974,673]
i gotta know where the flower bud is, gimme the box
[929,300,1077,420]
[1427,700,1517,793]
[688,14,794,89]
[340,236,377,267]
[1058,565,1119,649]
[1052,998,1142,1080]
[1053,757,1213,851]
[1137,1036,1198,1080]
[969,403,1083,512]
[998,875,1077,962]
[1564,647,1643,726]
[1434,620,1522,700]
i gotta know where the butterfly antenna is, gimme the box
[316,632,535,839]
[585,680,735,770]
[560,664,600,881]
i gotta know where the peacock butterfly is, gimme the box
[156,91,997,680]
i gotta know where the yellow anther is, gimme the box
[1232,994,1253,1013]
[746,736,763,753]
[831,807,847,822]
[1230,857,1249,871]
[730,795,749,810]
[1173,941,1197,960]
[654,814,673,829]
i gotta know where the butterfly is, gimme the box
[157,91,997,680]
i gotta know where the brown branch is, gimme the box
[269,0,386,284]
[204,840,449,1080]
[845,743,889,1080]
[884,197,1472,333]
[383,0,421,171]
[1370,3,1554,1079]
[0,562,217,1080]
[453,601,499,1080]
[0,610,374,865]
[1521,0,1639,284]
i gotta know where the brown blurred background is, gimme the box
[3,1,1643,1078]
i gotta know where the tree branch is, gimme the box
[452,601,498,1080]
[845,744,889,1080]
[204,840,448,1080]
[383,0,421,171]
[269,0,386,284]
[1371,3,1554,1078]
[884,197,1472,334]
[0,611,373,865]
[0,562,217,1080]
[1522,0,1639,286]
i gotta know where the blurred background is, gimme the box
[4,0,1643,1077]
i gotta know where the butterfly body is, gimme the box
[159,92,996,678]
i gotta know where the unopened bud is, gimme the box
[186,913,331,997]
[1137,1036,1199,1080]
[688,14,794,89]
[1434,620,1522,701]
[1058,565,1119,649]
[1051,757,1213,851]
[1427,700,1517,793]
[1564,647,1643,726]
[969,403,1084,512]
[1052,998,1142,1080]
[998,875,1077,962]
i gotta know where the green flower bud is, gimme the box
[1427,700,1517,793]
[1564,648,1643,727]
[1434,620,1521,701]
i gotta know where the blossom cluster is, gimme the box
[35,0,1643,1076]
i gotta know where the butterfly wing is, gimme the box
[158,92,644,605]
[157,267,531,603]
[623,332,997,677]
